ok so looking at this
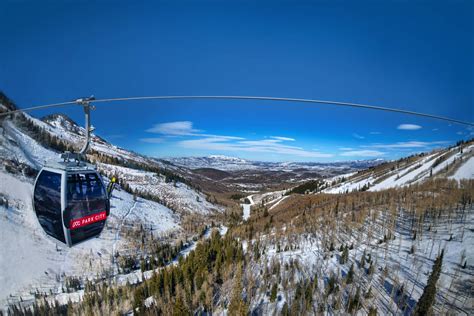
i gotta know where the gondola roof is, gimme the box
[44,160,97,172]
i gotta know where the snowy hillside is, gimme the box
[322,143,474,194]
[250,204,474,315]
[0,102,220,310]
[0,109,219,214]
[0,167,180,308]
[41,113,154,165]
[98,163,221,215]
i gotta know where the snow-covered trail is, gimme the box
[241,194,255,221]
[114,225,228,286]
[247,195,255,205]
[450,157,474,180]
[112,200,138,274]
[269,195,289,210]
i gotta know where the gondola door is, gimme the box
[33,168,68,244]
[63,171,108,246]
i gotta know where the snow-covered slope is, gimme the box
[450,156,474,181]
[41,113,153,165]
[322,143,474,194]
[1,110,219,213]
[253,206,474,315]
[1,119,60,169]
[0,167,180,308]
[98,163,221,215]
[0,105,218,308]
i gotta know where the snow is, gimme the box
[269,195,289,211]
[167,155,383,172]
[122,198,179,233]
[324,175,375,194]
[241,194,255,221]
[429,150,461,176]
[0,112,200,309]
[1,105,473,313]
[98,163,221,215]
[259,207,474,315]
[219,225,228,235]
[2,120,60,169]
[369,153,439,191]
[242,204,251,221]
[323,147,474,194]
[450,157,474,180]
[0,206,62,304]
[114,225,228,287]
[208,155,247,163]
[0,170,181,309]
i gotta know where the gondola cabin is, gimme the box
[33,160,110,247]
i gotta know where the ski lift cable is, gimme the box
[0,95,473,127]
[0,100,78,116]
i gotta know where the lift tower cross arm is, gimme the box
[61,96,96,163]
[77,96,96,155]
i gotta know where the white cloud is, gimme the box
[397,124,422,130]
[339,147,354,151]
[179,137,333,158]
[146,121,201,135]
[369,131,381,135]
[270,136,295,141]
[340,150,385,157]
[145,121,243,140]
[145,121,331,158]
[352,133,365,139]
[366,141,448,149]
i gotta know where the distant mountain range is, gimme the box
[163,155,385,172]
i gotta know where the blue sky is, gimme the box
[1,0,472,162]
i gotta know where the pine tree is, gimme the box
[360,252,366,268]
[173,296,190,316]
[368,306,377,316]
[347,286,361,312]
[228,264,247,316]
[304,281,313,311]
[270,283,278,302]
[414,250,444,315]
[346,263,354,284]
[340,245,349,264]
[281,302,290,316]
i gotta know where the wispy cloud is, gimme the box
[397,124,422,130]
[145,121,243,140]
[270,136,295,141]
[144,121,332,158]
[352,133,365,139]
[369,131,381,135]
[340,150,385,157]
[339,147,354,151]
[366,141,448,149]
[146,121,201,135]
[179,137,333,158]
